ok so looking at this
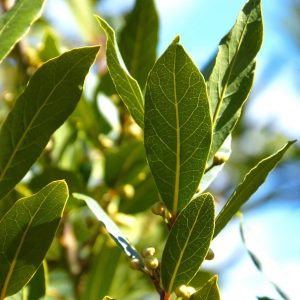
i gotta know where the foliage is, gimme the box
[0,0,296,299]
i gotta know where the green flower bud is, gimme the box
[205,248,215,260]
[143,257,159,269]
[142,247,156,257]
[129,258,141,270]
[151,201,165,216]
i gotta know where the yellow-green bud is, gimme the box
[151,202,165,216]
[142,247,156,257]
[205,248,215,260]
[175,285,196,299]
[175,285,188,298]
[143,257,159,269]
[129,258,141,270]
[213,153,227,165]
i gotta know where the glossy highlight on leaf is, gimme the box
[161,193,215,293]
[0,0,45,63]
[190,275,220,300]
[144,37,212,214]
[214,141,295,238]
[96,16,144,129]
[0,181,68,298]
[119,0,159,88]
[0,46,99,202]
[208,0,263,158]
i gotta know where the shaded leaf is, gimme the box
[0,46,99,202]
[0,181,68,297]
[27,261,47,300]
[0,0,45,63]
[82,239,121,300]
[214,141,295,238]
[190,275,220,300]
[161,193,215,293]
[72,193,144,266]
[96,16,144,128]
[119,0,159,88]
[144,37,212,214]
[38,30,60,62]
[208,0,263,157]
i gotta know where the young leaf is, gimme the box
[190,276,220,300]
[0,181,68,298]
[96,16,144,129]
[119,0,159,88]
[161,193,215,293]
[72,193,144,267]
[0,46,99,202]
[0,0,45,64]
[208,0,263,157]
[144,37,212,214]
[214,140,295,238]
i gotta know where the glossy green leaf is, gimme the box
[214,140,295,238]
[119,0,159,88]
[191,276,220,300]
[208,0,263,158]
[0,181,68,298]
[0,46,99,202]
[161,193,215,293]
[0,0,45,64]
[144,37,212,214]
[96,16,144,128]
[72,193,144,267]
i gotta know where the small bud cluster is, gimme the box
[142,247,159,270]
[175,285,196,299]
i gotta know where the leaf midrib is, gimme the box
[0,184,57,299]
[172,46,180,215]
[0,50,91,194]
[212,10,253,126]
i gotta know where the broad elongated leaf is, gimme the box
[119,0,159,88]
[0,181,68,298]
[96,16,144,128]
[208,0,263,157]
[191,276,220,300]
[0,46,99,202]
[144,37,212,214]
[0,0,45,63]
[214,141,295,238]
[161,193,215,293]
[72,193,144,267]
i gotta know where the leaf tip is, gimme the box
[172,35,180,45]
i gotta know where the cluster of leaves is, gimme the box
[0,0,295,299]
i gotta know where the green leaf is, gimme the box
[208,0,263,157]
[27,261,47,300]
[214,140,295,238]
[0,181,68,298]
[72,193,144,267]
[144,37,212,214]
[0,0,45,64]
[82,239,121,300]
[96,16,144,128]
[0,46,99,202]
[190,276,220,300]
[161,193,215,293]
[119,0,159,88]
